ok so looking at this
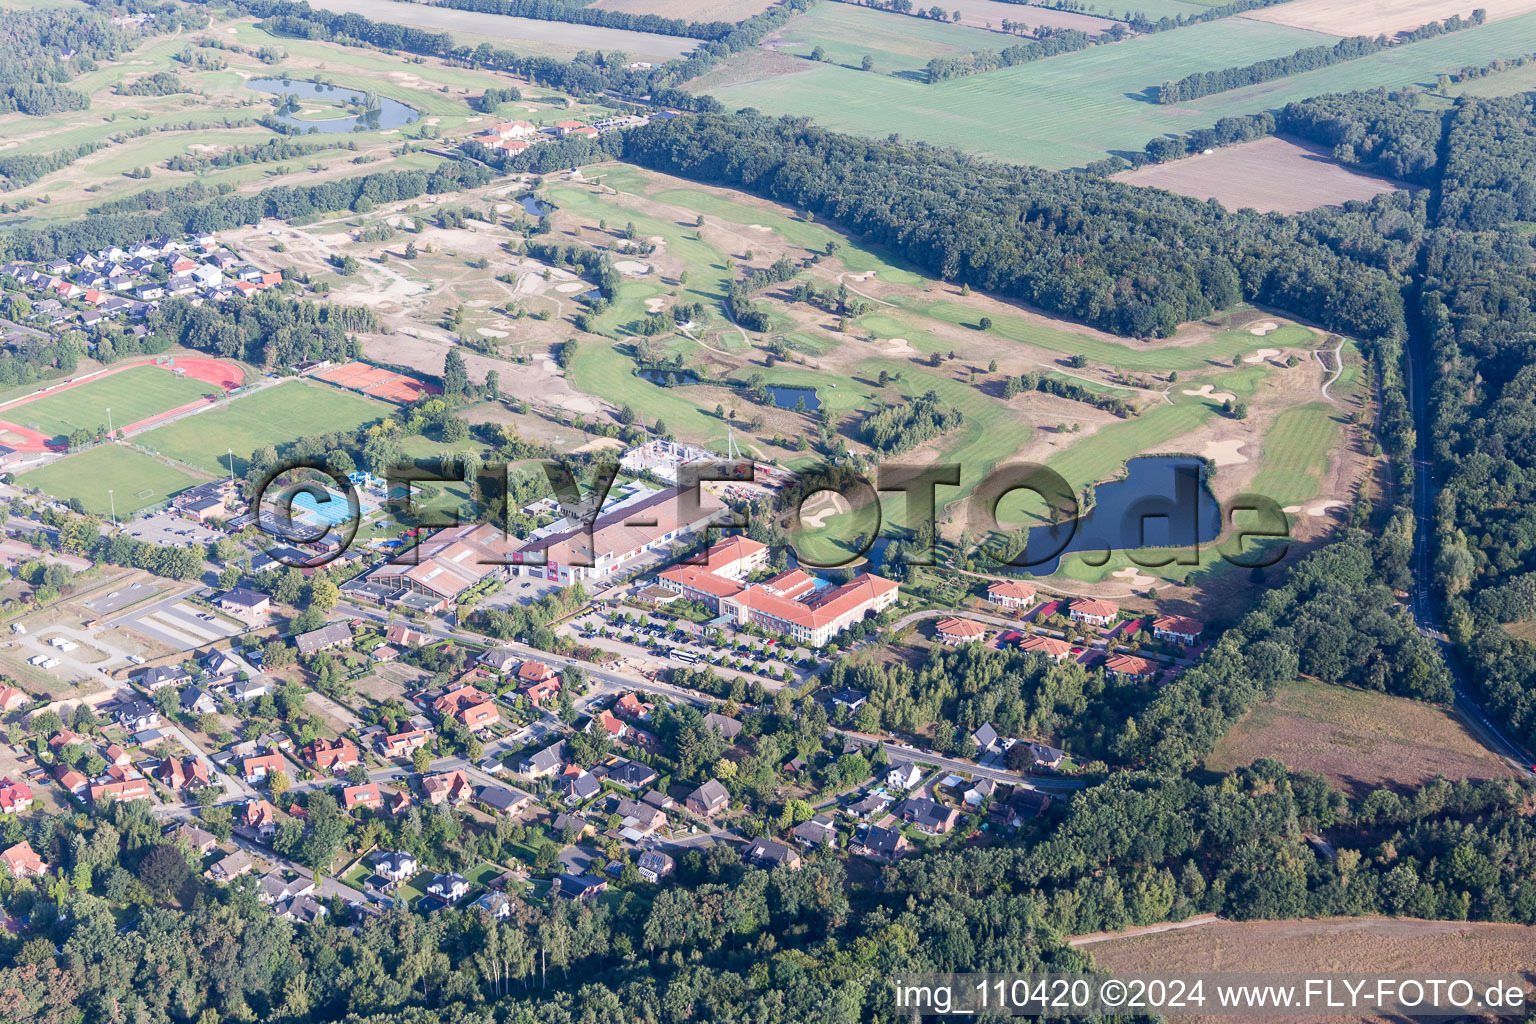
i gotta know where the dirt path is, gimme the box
[1316,337,1345,403]
[1069,914,1222,947]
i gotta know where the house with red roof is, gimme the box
[1068,598,1119,628]
[342,782,381,812]
[935,617,986,645]
[423,770,472,806]
[243,751,285,784]
[2,841,46,878]
[1152,615,1204,645]
[986,580,1037,610]
[592,709,627,740]
[0,686,26,712]
[1104,654,1156,682]
[1017,634,1072,661]
[0,778,33,814]
[304,738,359,774]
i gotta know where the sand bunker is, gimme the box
[1201,439,1248,466]
[847,271,875,282]
[1249,321,1279,335]
[475,328,507,338]
[1110,567,1156,586]
[1243,348,1281,364]
[748,224,771,232]
[645,298,667,313]
[1304,499,1347,517]
[554,282,586,293]
[614,260,650,275]
[1183,384,1237,402]
[882,337,913,354]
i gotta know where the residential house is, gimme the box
[685,778,729,818]
[552,873,607,901]
[829,688,868,711]
[552,812,592,839]
[180,685,217,716]
[243,798,278,838]
[428,873,469,901]
[845,791,890,820]
[304,738,360,774]
[517,661,561,706]
[422,770,472,806]
[972,723,1001,753]
[615,692,653,721]
[561,771,600,805]
[935,617,986,645]
[377,728,430,758]
[897,796,959,834]
[963,778,996,807]
[591,709,627,741]
[173,823,217,854]
[744,837,802,870]
[477,785,532,816]
[1017,634,1072,661]
[479,648,519,674]
[1152,615,1204,645]
[387,789,412,816]
[243,752,285,784]
[4,840,50,878]
[887,763,922,790]
[860,825,909,862]
[470,891,514,918]
[1068,598,1119,628]
[342,782,382,812]
[228,677,271,703]
[258,869,315,905]
[605,759,658,790]
[114,700,161,731]
[515,741,566,779]
[385,623,430,647]
[370,850,418,882]
[703,712,743,742]
[294,622,351,656]
[53,765,87,795]
[435,685,499,732]
[90,778,151,804]
[0,778,33,814]
[206,849,257,881]
[1104,654,1155,682]
[989,574,1041,609]
[0,685,28,712]
[614,798,666,836]
[792,813,838,849]
[636,850,674,883]
[276,894,328,924]
[104,744,130,767]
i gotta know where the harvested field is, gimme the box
[1114,137,1406,214]
[1240,0,1536,37]
[592,0,777,19]
[1087,917,1536,1024]
[903,0,1118,34]
[1207,677,1516,796]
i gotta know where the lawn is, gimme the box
[764,3,1012,76]
[136,381,390,475]
[694,11,1536,168]
[20,445,203,517]
[1248,401,1346,507]
[0,366,216,442]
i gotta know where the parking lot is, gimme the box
[84,580,160,615]
[120,592,243,651]
[575,613,814,681]
[128,509,221,549]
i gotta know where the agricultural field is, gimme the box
[592,0,779,18]
[294,0,702,62]
[134,380,391,475]
[760,4,1026,76]
[1239,0,1536,37]
[1113,136,1409,213]
[1206,677,1516,795]
[692,9,1536,168]
[18,444,204,518]
[927,0,1119,34]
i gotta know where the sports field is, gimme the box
[19,445,202,518]
[0,365,218,443]
[135,381,389,475]
[694,10,1536,168]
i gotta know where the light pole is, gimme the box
[106,407,112,438]
[227,448,234,484]
[108,489,117,530]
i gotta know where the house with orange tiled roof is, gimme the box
[2,840,46,878]
[423,770,472,806]
[986,580,1037,610]
[243,751,285,784]
[304,738,359,774]
[1152,615,1204,645]
[592,709,627,740]
[1068,598,1119,628]
[1016,634,1072,661]
[1104,653,1155,682]
[0,686,28,712]
[935,617,986,645]
[342,782,381,812]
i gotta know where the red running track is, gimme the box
[0,356,244,452]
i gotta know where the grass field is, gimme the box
[695,10,1536,168]
[1248,401,1346,507]
[136,381,390,475]
[1,367,216,442]
[1207,676,1515,795]
[20,445,203,517]
[764,4,1013,76]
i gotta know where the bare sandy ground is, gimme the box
[1241,0,1536,36]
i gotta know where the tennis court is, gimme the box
[312,361,440,404]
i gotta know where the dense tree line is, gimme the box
[1277,88,1445,186]
[1121,529,1450,770]
[147,290,374,368]
[165,135,354,173]
[468,84,522,112]
[1005,369,1135,416]
[1156,12,1482,104]
[862,389,963,454]
[433,0,737,42]
[0,161,492,262]
[0,5,138,115]
[925,28,1097,82]
[608,112,1407,341]
[523,239,620,299]
[0,141,107,190]
[114,70,186,96]
[1105,112,1274,173]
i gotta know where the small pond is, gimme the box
[766,384,820,411]
[248,78,419,133]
